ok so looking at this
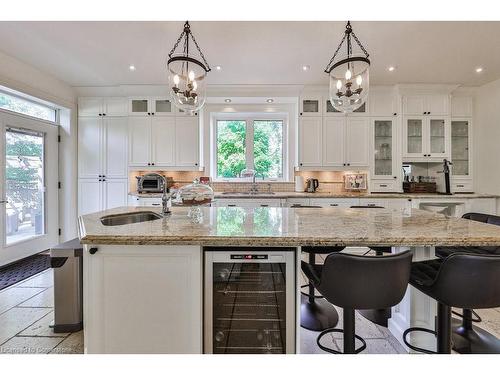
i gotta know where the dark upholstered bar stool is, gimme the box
[403,253,500,354]
[434,212,500,353]
[291,204,345,331]
[302,251,412,353]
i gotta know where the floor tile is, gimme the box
[0,307,52,345]
[0,287,46,315]
[16,270,53,288]
[0,336,64,354]
[18,288,54,308]
[50,330,84,354]
[17,311,68,338]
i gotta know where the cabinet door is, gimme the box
[151,117,176,166]
[373,119,396,178]
[403,96,426,115]
[104,97,128,117]
[103,117,128,178]
[322,117,345,166]
[310,198,360,208]
[84,245,202,354]
[369,92,398,116]
[78,179,102,215]
[78,97,103,117]
[451,120,471,177]
[428,118,449,157]
[404,117,424,157]
[78,117,102,178]
[300,96,322,116]
[175,117,200,167]
[426,95,449,116]
[129,117,151,166]
[298,117,322,167]
[151,97,175,116]
[345,118,369,167]
[129,98,150,116]
[451,97,473,117]
[103,179,128,210]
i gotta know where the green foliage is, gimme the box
[217,121,246,178]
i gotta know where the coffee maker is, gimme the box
[436,159,453,195]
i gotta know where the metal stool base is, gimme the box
[300,294,339,332]
[452,321,500,354]
[317,328,367,354]
[403,327,438,354]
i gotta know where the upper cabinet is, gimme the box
[451,119,471,178]
[298,117,323,166]
[451,96,473,117]
[78,97,128,117]
[128,97,193,117]
[369,89,399,117]
[402,94,450,116]
[299,96,322,117]
[402,116,450,161]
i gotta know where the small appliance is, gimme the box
[136,173,173,193]
[294,176,305,192]
[306,178,319,193]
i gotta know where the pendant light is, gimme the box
[167,21,211,114]
[325,21,370,113]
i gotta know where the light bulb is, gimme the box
[345,69,352,80]
[188,70,195,81]
[193,81,198,91]
[173,75,180,86]
[336,80,342,90]
[356,75,362,85]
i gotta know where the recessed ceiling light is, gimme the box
[266,99,274,103]
[215,65,222,71]
[475,67,483,73]
[129,65,136,71]
[302,65,310,71]
[224,98,231,103]
[388,66,396,72]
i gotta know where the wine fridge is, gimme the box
[204,248,296,354]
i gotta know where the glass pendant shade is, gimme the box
[167,21,211,114]
[325,22,371,113]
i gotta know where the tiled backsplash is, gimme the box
[129,170,369,194]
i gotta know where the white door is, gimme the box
[103,117,128,178]
[345,117,369,167]
[129,117,151,166]
[78,117,102,178]
[103,179,128,210]
[0,112,59,266]
[104,98,128,117]
[78,97,103,117]
[322,117,344,166]
[175,117,199,167]
[78,179,101,216]
[151,117,175,166]
[298,117,322,167]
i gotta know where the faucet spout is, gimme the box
[161,176,172,216]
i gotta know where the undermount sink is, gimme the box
[221,192,275,195]
[100,211,163,226]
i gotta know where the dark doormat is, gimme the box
[0,253,51,290]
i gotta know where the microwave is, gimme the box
[136,173,173,193]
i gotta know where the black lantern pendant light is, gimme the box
[167,21,211,113]
[325,21,370,113]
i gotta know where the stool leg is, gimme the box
[308,252,316,304]
[343,308,356,354]
[437,303,452,354]
[452,308,500,354]
[462,309,473,330]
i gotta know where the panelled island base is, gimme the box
[78,206,500,354]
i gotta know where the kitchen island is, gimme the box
[78,206,500,354]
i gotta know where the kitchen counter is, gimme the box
[79,205,500,247]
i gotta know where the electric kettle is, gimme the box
[306,178,319,193]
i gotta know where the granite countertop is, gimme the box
[128,191,499,199]
[79,206,500,247]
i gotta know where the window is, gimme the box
[215,117,285,180]
[0,91,56,122]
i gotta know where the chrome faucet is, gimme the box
[160,176,172,215]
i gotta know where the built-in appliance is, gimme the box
[306,178,319,193]
[204,248,296,354]
[136,173,173,193]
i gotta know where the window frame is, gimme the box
[0,88,58,124]
[213,113,288,182]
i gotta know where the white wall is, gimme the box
[475,77,500,197]
[0,50,79,243]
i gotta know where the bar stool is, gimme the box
[434,212,500,353]
[403,253,500,354]
[302,251,412,353]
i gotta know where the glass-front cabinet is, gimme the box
[451,120,470,177]
[405,118,423,155]
[129,97,176,116]
[373,119,395,177]
[403,116,450,160]
[299,96,322,116]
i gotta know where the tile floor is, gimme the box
[0,260,499,354]
[0,269,83,354]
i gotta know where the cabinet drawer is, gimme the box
[310,198,360,207]
[452,180,473,193]
[371,181,397,192]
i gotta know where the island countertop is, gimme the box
[78,206,500,247]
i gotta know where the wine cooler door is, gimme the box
[204,250,296,354]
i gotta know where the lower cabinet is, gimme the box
[83,245,202,354]
[78,178,128,216]
[214,199,283,207]
[128,196,162,207]
[310,198,360,208]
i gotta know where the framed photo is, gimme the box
[344,173,367,190]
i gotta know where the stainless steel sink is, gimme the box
[100,211,163,226]
[220,192,275,195]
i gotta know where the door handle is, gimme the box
[0,200,8,204]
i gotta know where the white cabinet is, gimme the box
[151,117,176,166]
[370,118,400,192]
[214,199,282,207]
[298,117,323,167]
[403,94,449,116]
[299,95,322,116]
[78,117,128,179]
[83,245,202,354]
[175,116,200,168]
[129,117,151,166]
[451,96,473,117]
[369,90,399,117]
[78,97,127,117]
[78,178,128,215]
[322,117,344,166]
[403,116,450,161]
[128,196,162,207]
[128,97,177,116]
[345,118,369,167]
[310,198,360,207]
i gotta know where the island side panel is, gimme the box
[83,244,202,354]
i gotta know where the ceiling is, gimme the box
[0,21,499,88]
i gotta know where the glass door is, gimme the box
[451,120,470,176]
[405,118,423,156]
[373,119,393,177]
[429,118,447,156]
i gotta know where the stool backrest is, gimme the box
[350,205,385,209]
[316,251,412,309]
[432,253,500,309]
[462,212,500,226]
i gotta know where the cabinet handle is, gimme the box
[152,112,155,115]
[393,176,397,179]
[147,163,151,166]
[428,112,431,115]
[380,184,388,187]
[98,113,102,116]
[152,203,160,206]
[299,163,303,166]
[89,247,98,255]
[228,204,236,207]
[147,112,151,115]
[98,179,102,182]
[330,204,338,207]
[457,184,465,188]
[347,163,350,166]
[195,163,198,166]
[151,162,155,166]
[393,113,397,116]
[102,113,106,116]
[299,112,303,116]
[260,204,269,207]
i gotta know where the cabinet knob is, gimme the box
[195,163,198,166]
[98,113,102,116]
[347,163,350,166]
[89,247,98,255]
[151,112,155,115]
[98,179,102,182]
[393,176,397,179]
[299,112,303,116]
[102,113,106,116]
[393,113,397,116]
[151,162,155,166]
[147,112,151,115]
[428,112,431,115]
[299,163,303,166]
[147,163,151,166]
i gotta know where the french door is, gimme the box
[0,111,58,266]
